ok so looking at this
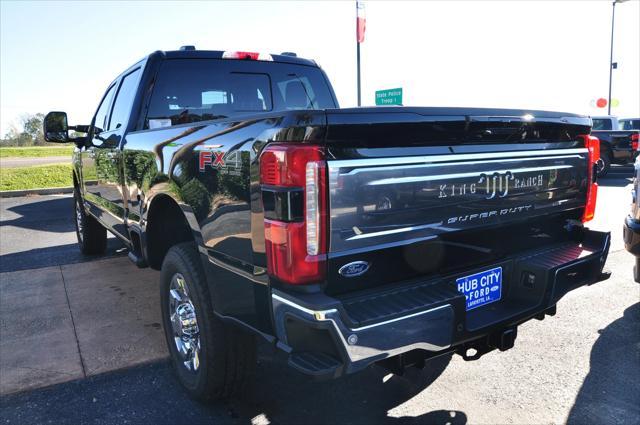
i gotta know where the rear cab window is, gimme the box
[592,118,612,131]
[145,59,336,129]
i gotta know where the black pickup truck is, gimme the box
[44,47,611,400]
[590,116,640,176]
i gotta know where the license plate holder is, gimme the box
[456,266,503,311]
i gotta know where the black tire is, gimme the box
[634,258,640,284]
[160,242,256,401]
[597,149,611,178]
[73,189,107,255]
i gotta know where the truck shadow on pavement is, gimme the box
[0,351,467,425]
[1,197,76,233]
[229,351,467,424]
[567,302,640,424]
[598,165,633,188]
[0,241,125,273]
[598,176,633,188]
[1,196,125,272]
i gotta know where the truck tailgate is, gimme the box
[323,108,592,293]
[329,148,588,251]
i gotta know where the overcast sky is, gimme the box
[1,0,639,135]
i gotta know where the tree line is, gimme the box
[1,113,86,146]
[1,113,48,146]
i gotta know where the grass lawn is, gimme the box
[0,146,74,158]
[0,164,75,191]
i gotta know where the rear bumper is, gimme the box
[271,229,611,379]
[623,215,640,257]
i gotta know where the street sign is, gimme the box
[375,88,403,106]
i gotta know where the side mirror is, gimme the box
[43,111,69,143]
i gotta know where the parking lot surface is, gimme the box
[0,194,123,273]
[0,165,638,424]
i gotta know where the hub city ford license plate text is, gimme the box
[456,266,502,311]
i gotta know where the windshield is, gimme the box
[145,59,336,128]
[620,119,640,131]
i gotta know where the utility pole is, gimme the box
[607,1,616,115]
[608,0,629,115]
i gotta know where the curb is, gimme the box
[0,181,98,198]
[0,187,75,198]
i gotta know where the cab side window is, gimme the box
[94,84,116,133]
[108,68,142,131]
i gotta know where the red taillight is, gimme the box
[632,133,639,151]
[222,51,273,61]
[260,144,327,285]
[581,135,600,223]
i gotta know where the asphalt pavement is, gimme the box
[0,165,638,425]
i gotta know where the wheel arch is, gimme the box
[143,193,205,270]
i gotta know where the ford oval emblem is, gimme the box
[338,261,370,278]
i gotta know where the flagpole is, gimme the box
[356,1,361,106]
[357,40,361,106]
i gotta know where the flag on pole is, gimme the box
[357,1,366,43]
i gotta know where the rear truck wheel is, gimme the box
[73,189,107,255]
[597,149,611,177]
[160,242,256,401]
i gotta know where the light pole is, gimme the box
[608,0,629,115]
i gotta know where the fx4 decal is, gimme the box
[199,151,225,170]
[198,150,243,176]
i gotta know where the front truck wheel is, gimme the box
[160,242,256,401]
[74,189,107,255]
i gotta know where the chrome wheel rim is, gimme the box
[595,158,605,174]
[169,273,201,372]
[75,200,84,242]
